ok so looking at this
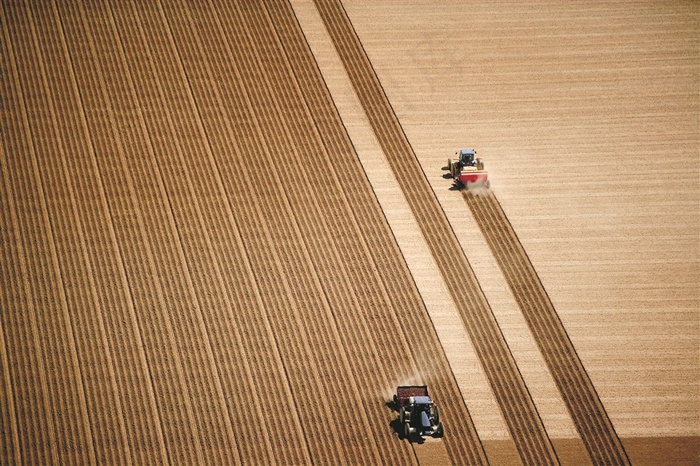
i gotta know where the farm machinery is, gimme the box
[393,386,444,439]
[445,148,489,188]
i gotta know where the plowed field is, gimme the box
[2,1,698,465]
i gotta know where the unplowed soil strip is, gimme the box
[315,1,558,464]
[267,2,487,464]
[465,191,631,465]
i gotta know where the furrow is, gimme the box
[27,3,138,463]
[230,3,394,463]
[58,0,209,462]
[4,3,97,463]
[119,1,252,463]
[315,1,560,464]
[466,191,631,465]
[268,1,489,463]
[184,1,354,462]
[152,1,295,463]
[184,4,314,462]
[1,8,58,464]
[240,3,407,463]
[0,146,23,466]
[47,2,170,463]
[169,2,318,461]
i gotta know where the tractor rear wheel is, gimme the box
[399,406,407,424]
[404,422,411,439]
[447,159,454,177]
[434,422,445,438]
[432,406,440,424]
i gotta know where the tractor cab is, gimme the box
[458,148,477,167]
[410,396,436,435]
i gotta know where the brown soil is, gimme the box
[1,0,697,465]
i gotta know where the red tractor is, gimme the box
[445,148,489,188]
[393,386,444,438]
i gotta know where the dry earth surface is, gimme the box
[1,0,698,465]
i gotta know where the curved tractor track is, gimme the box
[465,191,630,465]
[314,1,561,464]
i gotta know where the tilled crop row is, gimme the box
[93,2,251,463]
[182,2,402,463]
[56,1,214,463]
[314,1,561,464]
[465,191,631,465]
[6,2,176,464]
[229,2,413,463]
[264,1,489,464]
[2,3,103,464]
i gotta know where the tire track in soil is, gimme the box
[2,3,97,463]
[55,1,206,463]
[265,1,487,464]
[465,191,631,466]
[314,1,559,464]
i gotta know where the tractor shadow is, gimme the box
[385,400,426,444]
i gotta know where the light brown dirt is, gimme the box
[339,0,699,462]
